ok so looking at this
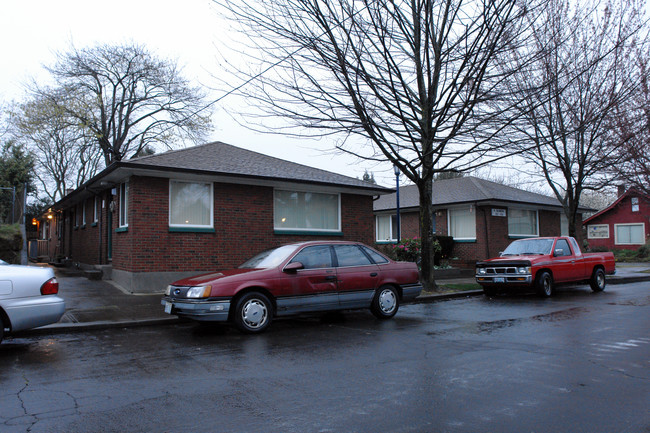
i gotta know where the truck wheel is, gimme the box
[536,271,553,297]
[0,316,5,343]
[590,268,606,292]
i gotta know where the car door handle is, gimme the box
[324,276,337,281]
[370,273,378,277]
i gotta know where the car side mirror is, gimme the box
[498,251,504,257]
[554,248,564,257]
[284,262,304,273]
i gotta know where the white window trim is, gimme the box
[614,223,646,245]
[375,214,397,242]
[587,224,609,239]
[168,180,214,228]
[508,208,539,237]
[447,206,477,241]
[273,188,341,233]
[119,182,129,228]
[82,200,87,226]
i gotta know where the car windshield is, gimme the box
[501,239,554,256]
[239,245,297,269]
[0,259,7,265]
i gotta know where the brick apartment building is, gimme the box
[374,177,588,266]
[37,141,389,293]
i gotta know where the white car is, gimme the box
[0,259,65,343]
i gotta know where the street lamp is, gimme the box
[394,165,401,242]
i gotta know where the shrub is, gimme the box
[383,237,442,265]
[637,242,650,259]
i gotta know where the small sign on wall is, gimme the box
[491,208,507,217]
[587,224,610,239]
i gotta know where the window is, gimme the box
[587,224,609,239]
[274,190,340,232]
[376,214,398,241]
[615,223,645,245]
[448,207,476,240]
[290,245,333,269]
[361,246,389,264]
[333,245,373,267]
[93,196,99,223]
[82,200,87,226]
[169,181,213,228]
[119,182,129,227]
[508,209,538,237]
[554,239,571,256]
[561,214,569,236]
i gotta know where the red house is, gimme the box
[583,188,650,250]
[36,142,389,293]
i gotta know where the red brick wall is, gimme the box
[584,193,650,250]
[103,176,375,272]
[378,205,565,266]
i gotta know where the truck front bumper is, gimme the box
[476,275,533,285]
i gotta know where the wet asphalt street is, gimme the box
[1,282,649,433]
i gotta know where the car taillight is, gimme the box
[41,277,59,295]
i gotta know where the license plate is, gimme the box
[494,277,505,283]
[164,302,172,314]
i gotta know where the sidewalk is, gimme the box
[15,262,650,336]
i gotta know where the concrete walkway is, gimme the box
[13,262,650,336]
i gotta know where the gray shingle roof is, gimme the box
[374,176,563,211]
[126,141,387,192]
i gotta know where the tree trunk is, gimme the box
[417,180,438,292]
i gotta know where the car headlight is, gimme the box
[477,268,486,275]
[517,267,531,275]
[186,285,212,298]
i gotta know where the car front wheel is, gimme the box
[536,271,553,297]
[371,285,399,319]
[0,316,5,343]
[233,292,273,333]
[590,268,606,292]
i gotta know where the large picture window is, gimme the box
[508,208,538,237]
[119,182,129,227]
[169,181,213,228]
[274,190,340,232]
[448,207,476,240]
[615,223,645,245]
[376,214,398,242]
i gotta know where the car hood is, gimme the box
[170,268,266,286]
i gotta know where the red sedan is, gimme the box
[162,241,422,333]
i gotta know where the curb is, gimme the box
[13,316,181,337]
[11,276,648,338]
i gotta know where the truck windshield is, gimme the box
[502,239,554,256]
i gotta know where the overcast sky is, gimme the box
[0,0,396,186]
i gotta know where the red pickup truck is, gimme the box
[476,236,616,297]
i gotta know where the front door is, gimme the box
[275,245,338,315]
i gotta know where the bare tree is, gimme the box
[609,45,650,195]
[498,0,648,238]
[32,43,213,166]
[215,0,536,290]
[12,95,102,202]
